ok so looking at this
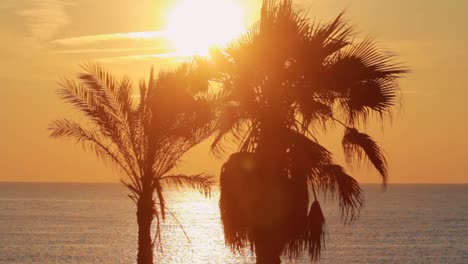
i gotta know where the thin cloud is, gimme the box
[54,47,168,54]
[17,0,71,40]
[95,52,185,63]
[52,31,167,46]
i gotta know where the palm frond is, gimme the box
[288,129,363,222]
[326,38,407,124]
[211,102,249,156]
[295,100,333,132]
[78,64,120,117]
[48,119,140,191]
[56,79,115,130]
[316,164,364,222]
[282,169,309,260]
[160,174,214,197]
[310,12,353,58]
[305,200,325,261]
[59,67,140,172]
[342,128,388,185]
[219,152,258,253]
[289,130,333,172]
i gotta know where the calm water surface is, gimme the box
[0,183,466,263]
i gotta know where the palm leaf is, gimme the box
[317,164,364,222]
[326,39,407,123]
[211,102,249,156]
[160,174,214,197]
[48,119,139,188]
[289,130,333,172]
[305,200,325,261]
[342,128,388,185]
[219,152,258,252]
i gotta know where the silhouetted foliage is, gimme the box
[49,63,216,264]
[211,0,407,262]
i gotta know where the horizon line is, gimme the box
[0,181,466,185]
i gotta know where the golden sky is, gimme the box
[1,0,467,183]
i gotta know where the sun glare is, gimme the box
[166,0,246,56]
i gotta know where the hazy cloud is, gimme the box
[17,0,71,40]
[54,47,167,54]
[51,31,167,46]
[95,52,183,63]
[50,31,174,61]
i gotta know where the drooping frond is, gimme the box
[305,200,325,262]
[160,174,214,197]
[342,128,388,185]
[48,119,138,189]
[282,166,309,260]
[288,128,363,222]
[317,164,364,222]
[289,130,333,172]
[295,100,333,132]
[219,152,258,252]
[49,119,117,163]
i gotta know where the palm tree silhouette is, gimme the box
[210,0,407,263]
[49,64,215,264]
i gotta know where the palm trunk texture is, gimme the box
[137,191,154,264]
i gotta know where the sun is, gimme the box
[166,0,246,56]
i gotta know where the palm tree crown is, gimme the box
[211,0,407,262]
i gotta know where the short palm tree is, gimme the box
[210,0,407,263]
[49,64,215,264]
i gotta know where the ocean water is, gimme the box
[0,183,466,264]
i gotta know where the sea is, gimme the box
[0,183,466,264]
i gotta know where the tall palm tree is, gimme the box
[210,0,407,263]
[49,63,215,264]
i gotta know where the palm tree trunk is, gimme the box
[136,190,154,264]
[252,121,287,264]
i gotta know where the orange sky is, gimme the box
[1,0,467,183]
